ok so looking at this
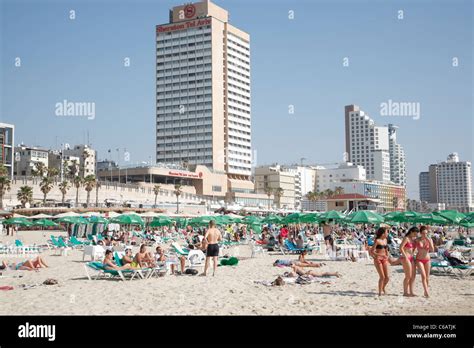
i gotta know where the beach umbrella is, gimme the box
[57,216,89,225]
[33,219,59,227]
[149,216,172,227]
[242,215,262,224]
[87,215,109,224]
[349,211,384,224]
[262,214,282,224]
[389,211,420,223]
[189,215,215,226]
[435,210,466,224]
[27,213,54,219]
[319,210,346,221]
[54,211,80,218]
[299,213,320,223]
[139,211,160,218]
[458,213,474,228]
[2,217,33,227]
[411,213,448,225]
[281,213,304,224]
[12,213,28,218]
[110,214,144,226]
[383,211,402,221]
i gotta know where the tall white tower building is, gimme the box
[388,124,407,187]
[156,0,252,179]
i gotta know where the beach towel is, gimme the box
[220,257,239,266]
[0,286,14,291]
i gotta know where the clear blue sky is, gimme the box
[1,0,472,199]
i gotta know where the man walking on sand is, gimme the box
[201,220,222,276]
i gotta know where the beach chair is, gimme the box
[451,264,473,278]
[187,249,206,269]
[283,240,312,254]
[56,237,72,256]
[250,240,266,258]
[83,261,144,281]
[430,260,452,275]
[171,242,189,256]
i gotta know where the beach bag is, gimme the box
[43,279,58,285]
[296,275,311,285]
[185,268,198,275]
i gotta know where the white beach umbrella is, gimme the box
[27,213,53,219]
[54,211,80,218]
[139,211,160,218]
[82,211,102,217]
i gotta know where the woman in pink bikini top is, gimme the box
[415,226,434,298]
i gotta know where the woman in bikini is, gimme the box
[415,226,434,298]
[0,256,49,271]
[400,226,418,297]
[370,227,390,296]
[103,249,138,270]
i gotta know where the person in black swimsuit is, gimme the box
[201,220,222,276]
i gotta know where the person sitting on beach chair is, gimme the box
[1,256,49,271]
[155,246,186,275]
[297,250,323,267]
[134,244,155,268]
[121,247,141,268]
[103,250,138,270]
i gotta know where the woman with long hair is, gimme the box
[370,227,390,296]
[415,226,434,297]
[400,226,418,296]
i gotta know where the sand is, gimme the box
[0,230,472,315]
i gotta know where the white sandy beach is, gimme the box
[0,231,472,316]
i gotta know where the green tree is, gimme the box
[58,181,70,204]
[17,186,33,208]
[274,187,284,209]
[264,186,273,210]
[72,176,83,207]
[83,175,96,207]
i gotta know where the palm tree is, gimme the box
[153,184,161,208]
[39,176,54,205]
[81,150,90,178]
[58,181,70,204]
[83,175,96,207]
[323,189,334,199]
[31,162,47,182]
[67,159,79,178]
[72,176,82,206]
[264,186,273,210]
[174,183,182,214]
[334,186,344,196]
[95,180,101,207]
[0,164,11,209]
[274,187,284,209]
[17,186,33,208]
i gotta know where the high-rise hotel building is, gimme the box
[156,0,252,180]
[344,105,406,186]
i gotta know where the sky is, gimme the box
[0,0,472,199]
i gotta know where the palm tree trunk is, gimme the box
[95,188,99,207]
[0,192,3,209]
[61,193,65,204]
[43,193,47,205]
[154,195,157,208]
[86,191,90,207]
[75,187,79,206]
[176,196,179,214]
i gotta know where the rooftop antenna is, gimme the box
[300,157,306,166]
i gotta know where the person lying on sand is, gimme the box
[0,256,49,271]
[273,258,325,268]
[103,250,138,270]
[297,250,324,267]
[287,265,341,278]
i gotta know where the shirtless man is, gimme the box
[134,244,155,268]
[290,265,341,278]
[201,220,222,276]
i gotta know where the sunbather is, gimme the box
[103,250,138,270]
[134,244,155,267]
[0,256,49,271]
[155,246,186,274]
[297,250,324,267]
[121,247,141,268]
[288,265,341,278]
[273,258,324,268]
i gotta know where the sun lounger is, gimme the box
[171,242,190,256]
[83,261,144,281]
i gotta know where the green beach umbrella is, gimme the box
[242,215,262,224]
[33,219,59,227]
[389,211,421,223]
[150,216,172,227]
[435,210,466,224]
[57,216,89,225]
[87,216,109,224]
[2,217,32,227]
[299,213,320,223]
[349,211,384,224]
[319,210,346,221]
[383,211,402,221]
[110,214,144,226]
[411,213,448,225]
[262,214,282,224]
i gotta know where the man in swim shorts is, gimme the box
[201,220,222,276]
